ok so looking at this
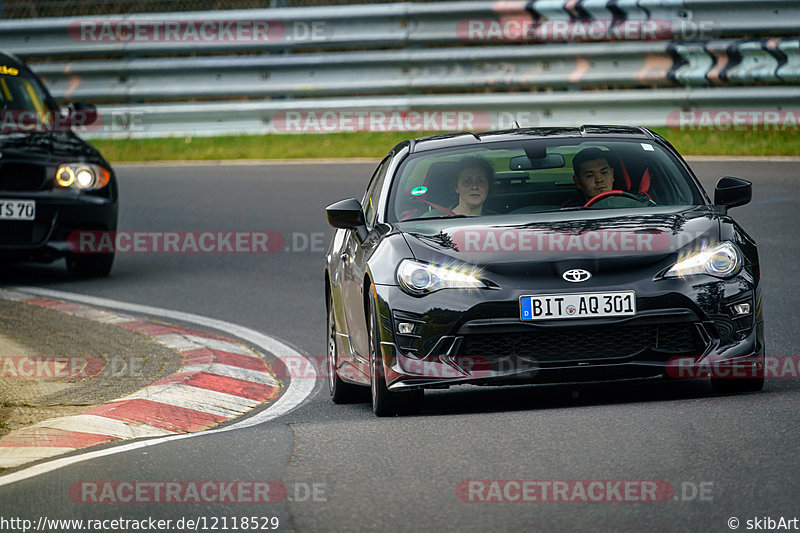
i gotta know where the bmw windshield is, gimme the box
[0,66,60,132]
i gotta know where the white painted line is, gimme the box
[155,333,258,357]
[0,289,35,301]
[181,363,280,386]
[0,286,317,488]
[0,447,76,469]
[119,384,262,417]
[34,415,173,439]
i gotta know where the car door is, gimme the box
[341,155,391,367]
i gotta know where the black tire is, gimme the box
[66,253,114,278]
[368,296,423,417]
[327,294,366,404]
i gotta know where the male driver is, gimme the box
[564,147,644,208]
[573,147,614,200]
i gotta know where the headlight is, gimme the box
[663,242,742,279]
[54,163,110,190]
[397,259,487,295]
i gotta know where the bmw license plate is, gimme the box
[520,291,636,321]
[0,199,35,220]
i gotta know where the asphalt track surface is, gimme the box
[0,160,798,532]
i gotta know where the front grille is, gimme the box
[0,163,47,191]
[0,221,49,246]
[457,323,703,363]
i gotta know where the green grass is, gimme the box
[87,129,800,163]
[651,128,800,156]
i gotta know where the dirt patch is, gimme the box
[0,299,183,438]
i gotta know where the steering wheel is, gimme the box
[584,190,654,208]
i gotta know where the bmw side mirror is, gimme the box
[714,176,752,209]
[66,102,98,127]
[326,198,368,241]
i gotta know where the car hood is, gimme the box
[0,131,103,164]
[396,206,720,278]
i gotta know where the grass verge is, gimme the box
[88,129,800,162]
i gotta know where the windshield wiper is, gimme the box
[532,206,589,215]
[404,214,470,221]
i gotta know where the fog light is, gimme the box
[397,322,415,334]
[733,303,751,316]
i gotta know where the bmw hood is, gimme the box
[397,206,721,276]
[0,131,104,164]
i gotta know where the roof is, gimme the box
[401,125,655,154]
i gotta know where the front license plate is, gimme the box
[520,291,636,321]
[0,199,35,220]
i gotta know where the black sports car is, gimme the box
[325,126,763,416]
[0,51,117,276]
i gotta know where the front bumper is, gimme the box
[0,190,117,261]
[373,272,764,391]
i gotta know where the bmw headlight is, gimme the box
[397,259,487,295]
[663,242,742,279]
[55,163,110,190]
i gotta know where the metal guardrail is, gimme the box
[0,1,797,138]
[3,0,800,56]
[30,39,800,103]
[82,86,800,138]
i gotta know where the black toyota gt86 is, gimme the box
[325,126,763,416]
[0,52,117,276]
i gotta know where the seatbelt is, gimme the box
[420,199,456,216]
[619,158,632,190]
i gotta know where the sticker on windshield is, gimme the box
[0,66,19,76]
[411,186,428,196]
[641,143,654,151]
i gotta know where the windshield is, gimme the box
[0,68,57,130]
[388,138,705,222]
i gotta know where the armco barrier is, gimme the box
[0,0,797,138]
[30,39,800,104]
[80,87,800,138]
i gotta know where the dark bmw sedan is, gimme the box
[325,126,763,416]
[0,52,117,276]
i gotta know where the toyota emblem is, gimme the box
[562,269,592,283]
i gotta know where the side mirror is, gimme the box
[66,102,98,127]
[326,198,368,241]
[714,176,752,209]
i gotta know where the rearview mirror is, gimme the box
[714,176,752,209]
[66,102,98,127]
[509,153,565,171]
